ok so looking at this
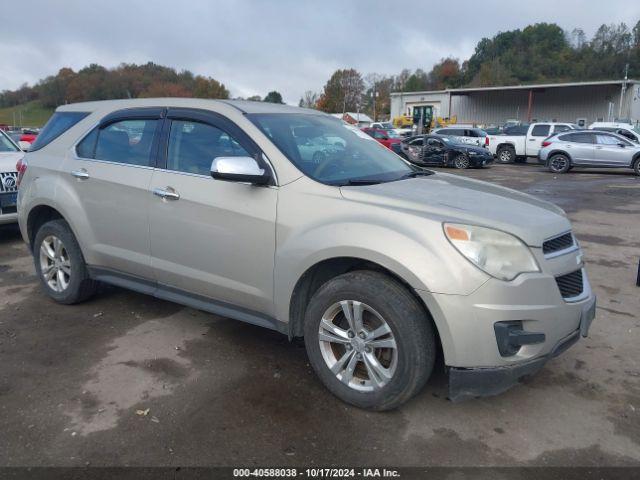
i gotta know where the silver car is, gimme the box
[539,130,640,175]
[17,99,596,410]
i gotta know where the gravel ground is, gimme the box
[0,162,638,467]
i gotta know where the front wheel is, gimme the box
[33,219,97,304]
[453,154,470,169]
[548,153,570,174]
[303,271,436,411]
[634,158,640,176]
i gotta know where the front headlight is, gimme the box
[443,223,540,281]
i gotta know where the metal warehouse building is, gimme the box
[390,80,640,127]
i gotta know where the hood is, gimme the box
[0,151,23,172]
[340,172,570,247]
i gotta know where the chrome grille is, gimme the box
[543,232,574,255]
[555,269,584,299]
[0,172,18,193]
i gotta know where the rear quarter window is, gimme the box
[30,112,90,151]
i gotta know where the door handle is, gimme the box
[71,169,90,180]
[595,146,603,149]
[152,187,180,201]
[529,139,536,141]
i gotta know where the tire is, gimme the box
[453,154,470,169]
[634,158,640,176]
[547,153,571,174]
[33,219,97,304]
[496,146,515,164]
[303,270,436,411]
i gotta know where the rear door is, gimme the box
[561,132,595,164]
[594,133,634,166]
[66,108,163,278]
[148,108,278,315]
[527,124,551,156]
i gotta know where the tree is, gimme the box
[299,90,318,108]
[246,95,262,101]
[317,69,364,113]
[263,91,284,103]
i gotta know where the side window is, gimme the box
[373,131,387,139]
[563,133,594,144]
[554,125,571,133]
[167,120,250,176]
[427,138,442,147]
[596,134,622,145]
[617,129,636,141]
[94,119,158,166]
[408,137,424,146]
[531,124,551,137]
[31,112,90,151]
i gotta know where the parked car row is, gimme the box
[14,99,596,410]
[0,129,23,224]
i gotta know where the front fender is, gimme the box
[273,179,489,323]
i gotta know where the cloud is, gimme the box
[1,0,638,103]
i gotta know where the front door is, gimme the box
[148,109,278,315]
[64,109,162,278]
[594,133,634,166]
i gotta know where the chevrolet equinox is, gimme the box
[17,99,596,410]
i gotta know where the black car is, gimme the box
[399,134,494,169]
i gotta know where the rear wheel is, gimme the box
[33,219,97,304]
[303,271,436,411]
[496,146,515,164]
[548,153,570,174]
[634,158,640,176]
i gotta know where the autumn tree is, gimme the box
[317,69,364,113]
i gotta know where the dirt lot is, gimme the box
[0,163,639,467]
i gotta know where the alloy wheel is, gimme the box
[550,155,568,172]
[318,300,398,392]
[39,235,71,292]
[498,150,513,163]
[454,155,470,169]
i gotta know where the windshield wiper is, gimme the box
[343,179,384,186]
[400,170,434,179]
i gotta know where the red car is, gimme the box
[361,128,403,154]
[19,130,38,144]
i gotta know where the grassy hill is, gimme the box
[0,101,53,128]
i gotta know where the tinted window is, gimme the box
[0,130,19,152]
[30,112,90,151]
[504,125,529,135]
[616,129,637,141]
[408,137,424,146]
[561,133,594,144]
[596,134,626,146]
[76,128,98,158]
[78,119,158,166]
[531,124,551,137]
[427,138,443,147]
[167,120,250,175]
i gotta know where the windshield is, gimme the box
[0,130,19,152]
[249,113,414,185]
[384,129,401,138]
[379,122,393,129]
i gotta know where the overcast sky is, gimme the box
[1,0,639,104]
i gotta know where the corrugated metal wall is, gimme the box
[450,85,629,125]
[392,84,638,126]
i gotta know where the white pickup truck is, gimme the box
[487,122,577,163]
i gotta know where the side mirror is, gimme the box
[210,156,270,185]
[18,141,30,152]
